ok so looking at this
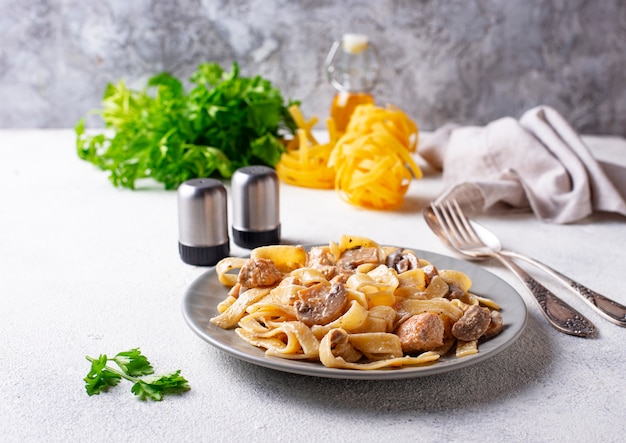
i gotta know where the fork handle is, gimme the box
[501,250,626,327]
[492,253,596,337]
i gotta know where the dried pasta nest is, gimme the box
[329,131,421,210]
[275,103,422,209]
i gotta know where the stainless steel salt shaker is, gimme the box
[231,165,281,249]
[177,178,230,266]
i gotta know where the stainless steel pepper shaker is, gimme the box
[231,165,281,249]
[177,178,230,266]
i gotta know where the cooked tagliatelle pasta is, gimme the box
[210,235,504,371]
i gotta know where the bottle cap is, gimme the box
[231,166,281,249]
[177,178,230,266]
[341,33,369,54]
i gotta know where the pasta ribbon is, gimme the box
[251,245,308,273]
[311,300,369,339]
[351,305,396,333]
[473,295,501,310]
[346,267,398,308]
[348,332,404,361]
[290,268,328,286]
[456,340,479,358]
[330,234,384,261]
[400,298,464,321]
[397,268,427,291]
[438,269,473,292]
[210,287,271,329]
[237,321,320,360]
[215,257,248,287]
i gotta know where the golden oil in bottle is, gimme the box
[325,34,380,133]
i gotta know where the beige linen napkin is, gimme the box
[420,105,626,223]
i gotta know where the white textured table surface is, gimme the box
[2,130,625,442]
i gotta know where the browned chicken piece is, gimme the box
[237,258,283,290]
[386,248,419,273]
[451,305,492,341]
[307,246,337,280]
[336,247,380,270]
[294,282,348,327]
[483,310,504,338]
[308,246,335,267]
[327,328,362,363]
[394,312,445,353]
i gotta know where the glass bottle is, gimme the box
[324,33,380,133]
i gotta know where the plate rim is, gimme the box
[182,246,527,380]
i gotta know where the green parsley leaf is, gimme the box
[84,349,189,401]
[84,354,121,396]
[76,62,298,189]
[112,348,154,377]
[130,370,191,401]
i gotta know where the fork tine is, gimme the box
[431,200,493,259]
[430,201,464,250]
[432,199,482,251]
[429,202,450,238]
[448,199,482,245]
[442,200,471,244]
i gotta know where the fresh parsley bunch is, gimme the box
[84,348,189,401]
[76,62,298,189]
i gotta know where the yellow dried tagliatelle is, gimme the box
[328,103,422,209]
[344,104,418,152]
[209,234,505,371]
[328,131,422,209]
[275,104,422,210]
[275,105,336,189]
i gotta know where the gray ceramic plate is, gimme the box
[182,248,527,380]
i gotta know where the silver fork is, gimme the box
[430,199,596,337]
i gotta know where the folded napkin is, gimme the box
[419,105,626,223]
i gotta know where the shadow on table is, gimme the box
[219,311,555,415]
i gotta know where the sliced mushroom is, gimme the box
[294,282,348,327]
[386,248,420,273]
[336,247,380,270]
[327,328,362,362]
[445,282,473,305]
[483,310,504,338]
[421,264,438,286]
[385,248,402,268]
[451,305,491,341]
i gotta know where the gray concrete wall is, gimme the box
[1,0,624,135]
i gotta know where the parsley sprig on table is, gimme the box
[76,62,298,189]
[84,348,190,401]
